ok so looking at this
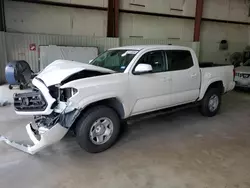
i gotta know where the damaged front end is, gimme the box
[0,77,80,155]
[0,60,114,154]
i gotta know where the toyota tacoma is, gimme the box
[0,45,235,154]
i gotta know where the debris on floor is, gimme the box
[0,99,10,107]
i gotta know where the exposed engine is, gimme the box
[34,113,60,129]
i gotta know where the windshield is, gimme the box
[91,50,139,72]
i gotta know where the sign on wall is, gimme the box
[29,43,36,51]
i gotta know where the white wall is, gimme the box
[200,21,250,63]
[120,13,194,41]
[5,1,107,37]
[121,0,250,22]
[4,0,250,63]
[203,0,250,22]
[199,0,250,63]
[120,0,196,17]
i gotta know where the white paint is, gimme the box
[199,66,235,99]
[0,123,68,155]
[37,59,114,86]
[170,50,201,105]
[7,45,235,154]
[17,45,235,118]
[134,63,152,73]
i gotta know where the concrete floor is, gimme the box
[0,91,250,188]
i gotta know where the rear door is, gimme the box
[166,50,200,105]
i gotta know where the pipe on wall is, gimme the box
[107,0,119,37]
[107,0,114,37]
[114,0,119,37]
[193,0,204,41]
[0,0,6,31]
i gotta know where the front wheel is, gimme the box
[76,106,120,153]
[200,88,221,117]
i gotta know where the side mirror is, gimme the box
[89,59,93,63]
[134,64,153,75]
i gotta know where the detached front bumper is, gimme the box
[0,76,81,154]
[0,123,68,155]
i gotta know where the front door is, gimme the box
[129,50,172,115]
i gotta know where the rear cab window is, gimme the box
[165,50,194,71]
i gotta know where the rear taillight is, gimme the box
[233,69,236,79]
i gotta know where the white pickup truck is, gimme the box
[0,45,235,154]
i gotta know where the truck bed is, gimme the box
[199,62,231,68]
[199,63,235,97]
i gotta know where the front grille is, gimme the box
[236,73,250,78]
[14,91,47,111]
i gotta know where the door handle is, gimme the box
[164,77,172,82]
[191,73,197,78]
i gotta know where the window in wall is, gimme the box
[166,50,193,71]
[136,51,167,73]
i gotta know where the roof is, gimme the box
[109,45,192,51]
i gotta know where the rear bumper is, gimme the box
[0,123,68,155]
[235,81,250,88]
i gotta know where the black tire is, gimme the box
[9,85,13,90]
[200,88,221,117]
[76,106,120,153]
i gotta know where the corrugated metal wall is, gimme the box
[5,32,120,72]
[0,32,7,84]
[120,38,193,47]
[0,32,200,84]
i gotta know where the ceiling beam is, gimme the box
[10,0,107,11]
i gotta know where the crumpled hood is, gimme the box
[35,60,115,86]
[235,66,250,73]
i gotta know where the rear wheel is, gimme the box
[200,88,221,117]
[76,106,120,153]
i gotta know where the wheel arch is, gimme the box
[199,80,224,100]
[70,97,126,131]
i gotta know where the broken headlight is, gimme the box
[60,88,78,102]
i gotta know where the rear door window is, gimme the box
[166,50,194,71]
